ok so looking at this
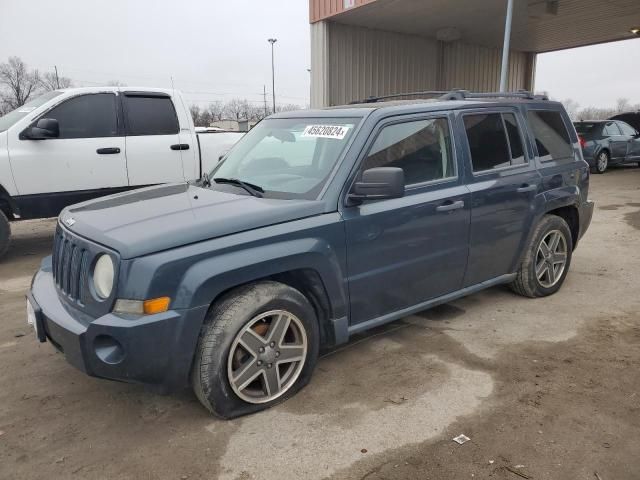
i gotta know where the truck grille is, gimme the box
[52,230,90,303]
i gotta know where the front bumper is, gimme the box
[29,257,208,392]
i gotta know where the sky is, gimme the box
[0,0,312,109]
[0,0,638,110]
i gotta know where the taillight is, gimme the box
[579,136,587,149]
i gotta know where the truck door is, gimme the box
[122,92,188,186]
[7,92,128,215]
[343,114,470,326]
[460,109,541,287]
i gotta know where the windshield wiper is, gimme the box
[213,177,264,198]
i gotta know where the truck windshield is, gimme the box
[0,90,64,133]
[211,117,360,200]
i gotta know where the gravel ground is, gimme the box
[1,167,639,480]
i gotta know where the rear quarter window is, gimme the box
[527,110,573,162]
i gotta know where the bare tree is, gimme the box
[561,98,580,121]
[616,98,631,114]
[41,71,73,91]
[106,80,127,87]
[208,101,225,121]
[0,56,41,109]
[224,98,246,121]
[189,104,201,125]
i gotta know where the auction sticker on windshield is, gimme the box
[302,125,350,140]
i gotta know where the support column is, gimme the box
[499,0,514,92]
[310,21,331,108]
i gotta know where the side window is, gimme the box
[463,113,513,172]
[44,94,118,139]
[124,95,179,136]
[362,117,455,186]
[527,110,573,162]
[618,122,637,136]
[603,122,621,136]
[503,113,526,165]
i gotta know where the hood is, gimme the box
[62,183,325,259]
[610,112,640,132]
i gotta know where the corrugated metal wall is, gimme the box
[441,42,530,92]
[311,21,535,107]
[327,22,439,106]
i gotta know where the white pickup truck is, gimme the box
[0,87,244,257]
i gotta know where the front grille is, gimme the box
[52,229,90,303]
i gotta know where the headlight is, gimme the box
[93,254,115,299]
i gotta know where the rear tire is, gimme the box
[593,150,609,174]
[191,281,319,418]
[510,215,573,298]
[0,211,11,259]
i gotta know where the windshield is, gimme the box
[0,90,64,133]
[211,117,360,199]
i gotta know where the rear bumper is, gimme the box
[29,257,208,392]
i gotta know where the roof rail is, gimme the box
[351,91,450,104]
[353,89,549,104]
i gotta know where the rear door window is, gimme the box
[44,93,118,139]
[603,122,621,136]
[463,112,526,172]
[124,95,179,136]
[526,110,573,162]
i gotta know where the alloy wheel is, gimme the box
[535,230,568,288]
[227,310,308,404]
[597,152,608,172]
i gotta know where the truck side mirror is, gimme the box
[348,167,405,203]
[21,118,60,140]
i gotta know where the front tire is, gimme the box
[592,150,609,174]
[191,281,319,418]
[0,211,11,259]
[510,215,573,298]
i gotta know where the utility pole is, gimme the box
[499,0,514,92]
[268,38,277,113]
[54,65,60,89]
[263,85,268,118]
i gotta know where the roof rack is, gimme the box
[353,89,549,104]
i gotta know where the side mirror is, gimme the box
[349,167,405,203]
[22,118,60,140]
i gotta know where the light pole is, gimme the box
[268,38,277,113]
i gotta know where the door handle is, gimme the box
[170,144,190,151]
[436,200,464,213]
[96,147,121,155]
[517,184,537,193]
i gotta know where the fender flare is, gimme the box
[172,237,348,321]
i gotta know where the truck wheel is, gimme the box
[593,151,609,174]
[509,215,573,298]
[192,281,319,418]
[0,211,11,259]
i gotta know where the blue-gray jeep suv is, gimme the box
[27,91,594,418]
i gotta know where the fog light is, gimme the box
[94,335,125,365]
